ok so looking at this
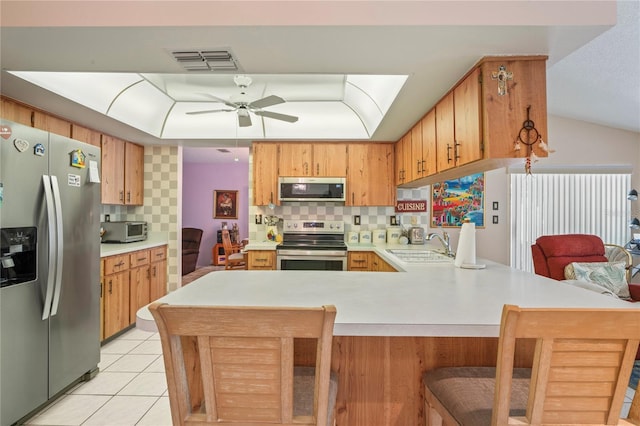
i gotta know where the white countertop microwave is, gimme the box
[278,177,346,202]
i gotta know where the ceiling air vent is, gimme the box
[170,49,240,72]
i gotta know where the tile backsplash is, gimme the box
[248,188,431,242]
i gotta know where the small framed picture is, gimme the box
[214,190,238,219]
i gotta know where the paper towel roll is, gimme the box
[455,221,476,267]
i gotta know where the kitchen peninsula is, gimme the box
[136,255,633,426]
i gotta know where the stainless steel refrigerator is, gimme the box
[0,120,101,425]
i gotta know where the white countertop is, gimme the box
[136,257,634,337]
[100,233,169,257]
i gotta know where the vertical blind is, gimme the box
[510,173,630,272]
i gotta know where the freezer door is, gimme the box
[47,133,101,396]
[0,121,50,425]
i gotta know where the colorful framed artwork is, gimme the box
[431,173,484,227]
[213,190,238,219]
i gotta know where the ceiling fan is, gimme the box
[186,75,299,127]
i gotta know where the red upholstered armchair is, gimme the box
[531,234,640,301]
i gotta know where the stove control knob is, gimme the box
[293,223,298,228]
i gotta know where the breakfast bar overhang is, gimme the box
[137,261,634,426]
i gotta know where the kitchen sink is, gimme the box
[386,249,453,263]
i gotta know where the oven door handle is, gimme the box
[277,250,347,257]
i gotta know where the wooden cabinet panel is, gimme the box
[129,265,150,324]
[253,142,279,206]
[248,250,276,270]
[101,136,144,205]
[347,143,395,206]
[124,142,144,205]
[480,58,548,160]
[453,67,482,167]
[150,246,167,302]
[103,254,130,275]
[313,143,347,176]
[1,97,32,126]
[101,135,126,204]
[103,269,129,339]
[371,253,397,272]
[410,122,423,181]
[348,251,370,271]
[129,250,150,269]
[420,110,437,177]
[33,111,71,137]
[435,92,456,172]
[71,123,102,147]
[279,143,313,176]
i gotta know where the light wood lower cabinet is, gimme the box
[102,254,130,340]
[348,251,397,272]
[149,246,168,301]
[247,250,276,270]
[101,245,167,341]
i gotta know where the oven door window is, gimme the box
[278,257,345,271]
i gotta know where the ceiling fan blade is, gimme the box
[249,95,285,109]
[238,112,252,127]
[254,110,299,123]
[186,108,234,115]
[198,93,238,109]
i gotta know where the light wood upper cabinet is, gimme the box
[253,142,279,206]
[420,110,437,177]
[398,56,547,187]
[1,97,33,126]
[435,91,456,172]
[71,123,102,147]
[101,135,126,204]
[124,142,144,205]
[347,143,395,206]
[279,143,313,176]
[313,143,347,176]
[410,121,423,181]
[279,143,347,177]
[101,135,144,205]
[394,132,411,185]
[33,111,71,137]
[453,67,482,167]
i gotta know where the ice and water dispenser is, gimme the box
[0,227,37,288]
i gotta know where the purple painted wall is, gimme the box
[182,162,249,268]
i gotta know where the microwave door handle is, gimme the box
[50,175,64,316]
[41,175,56,320]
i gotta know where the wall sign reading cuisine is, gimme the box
[395,200,427,213]
[431,173,484,227]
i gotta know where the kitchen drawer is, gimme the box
[248,251,276,270]
[348,251,370,271]
[129,249,150,268]
[103,254,130,275]
[150,246,167,262]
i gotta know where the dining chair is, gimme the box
[221,229,246,270]
[423,304,640,426]
[149,302,338,426]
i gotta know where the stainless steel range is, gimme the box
[276,220,347,270]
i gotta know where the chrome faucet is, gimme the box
[427,231,455,257]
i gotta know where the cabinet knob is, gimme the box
[127,191,131,202]
[119,191,124,201]
[454,141,461,161]
[446,144,453,163]
[108,279,112,294]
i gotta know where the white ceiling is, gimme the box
[1,1,638,165]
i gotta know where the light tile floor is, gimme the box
[25,327,172,426]
[23,325,638,425]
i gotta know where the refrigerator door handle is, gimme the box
[41,175,57,320]
[50,175,64,316]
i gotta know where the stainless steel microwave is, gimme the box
[101,221,148,243]
[278,177,346,202]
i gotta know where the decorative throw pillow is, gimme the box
[564,261,630,300]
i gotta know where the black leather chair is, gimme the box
[182,228,203,275]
